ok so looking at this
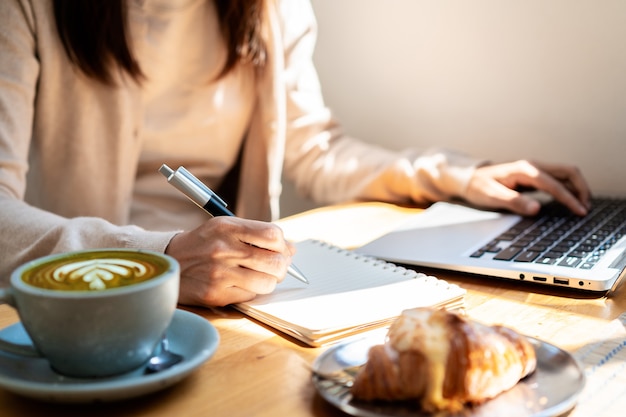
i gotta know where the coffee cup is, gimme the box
[0,249,179,378]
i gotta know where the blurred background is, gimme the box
[280,0,626,217]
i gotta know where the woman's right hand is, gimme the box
[165,216,295,307]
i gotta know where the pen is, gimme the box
[158,164,309,285]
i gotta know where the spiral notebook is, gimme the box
[234,239,466,346]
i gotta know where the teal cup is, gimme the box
[0,249,179,378]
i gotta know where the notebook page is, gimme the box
[236,240,465,337]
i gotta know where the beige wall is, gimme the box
[281,0,626,217]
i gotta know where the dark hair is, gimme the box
[52,0,267,85]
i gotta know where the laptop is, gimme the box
[356,196,626,293]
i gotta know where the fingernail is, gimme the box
[525,200,540,215]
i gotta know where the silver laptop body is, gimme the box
[357,199,626,293]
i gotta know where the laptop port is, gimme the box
[553,278,569,285]
[532,276,547,282]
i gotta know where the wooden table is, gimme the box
[2,202,626,417]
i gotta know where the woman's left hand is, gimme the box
[464,159,591,216]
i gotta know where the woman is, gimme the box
[0,0,590,306]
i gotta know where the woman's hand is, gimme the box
[165,216,296,307]
[465,160,591,216]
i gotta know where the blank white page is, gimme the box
[235,240,466,344]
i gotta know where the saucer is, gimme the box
[0,309,219,403]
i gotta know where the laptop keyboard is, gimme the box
[470,198,626,269]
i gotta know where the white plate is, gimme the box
[312,333,585,417]
[0,309,219,403]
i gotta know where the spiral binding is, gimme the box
[312,240,459,290]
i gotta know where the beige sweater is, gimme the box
[0,0,480,279]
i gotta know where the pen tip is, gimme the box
[288,265,309,284]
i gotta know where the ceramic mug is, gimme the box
[0,249,179,378]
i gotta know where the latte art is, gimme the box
[52,259,151,290]
[22,251,169,291]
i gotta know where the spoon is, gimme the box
[145,335,183,374]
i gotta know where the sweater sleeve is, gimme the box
[0,200,178,278]
[278,0,485,206]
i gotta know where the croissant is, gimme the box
[350,308,536,413]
